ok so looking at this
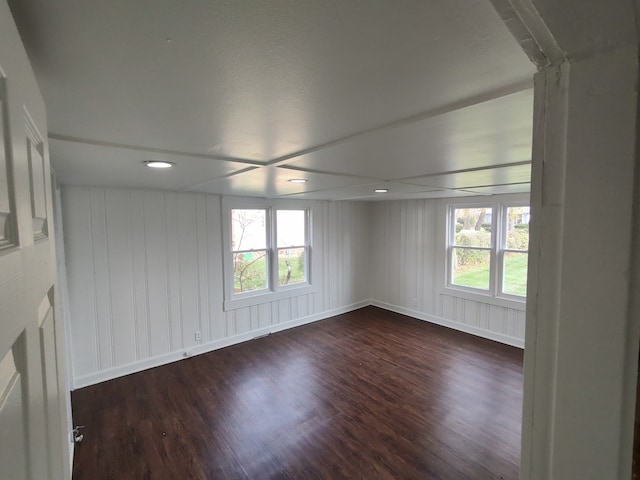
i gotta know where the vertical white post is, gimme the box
[522,45,640,479]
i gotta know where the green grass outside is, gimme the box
[502,253,528,295]
[454,253,528,296]
[235,251,528,296]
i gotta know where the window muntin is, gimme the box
[447,203,529,299]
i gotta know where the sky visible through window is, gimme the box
[231,209,265,251]
[277,210,305,247]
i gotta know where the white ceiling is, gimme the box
[10,0,535,201]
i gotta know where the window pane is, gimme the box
[506,206,530,250]
[452,247,490,290]
[233,250,267,293]
[231,209,266,250]
[278,247,305,286]
[453,208,492,247]
[277,210,305,247]
[503,252,528,296]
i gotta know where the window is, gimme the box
[231,209,268,293]
[224,200,312,309]
[447,203,529,299]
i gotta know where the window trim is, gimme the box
[222,197,316,311]
[443,195,530,305]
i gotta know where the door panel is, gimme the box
[0,238,24,356]
[26,114,47,241]
[0,77,17,250]
[39,293,63,477]
[0,347,28,480]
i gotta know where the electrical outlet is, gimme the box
[194,331,202,342]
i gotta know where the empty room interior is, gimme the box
[1,1,639,479]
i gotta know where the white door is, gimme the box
[0,2,72,479]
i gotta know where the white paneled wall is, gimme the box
[62,187,370,387]
[61,187,525,388]
[370,199,525,347]
[370,199,438,312]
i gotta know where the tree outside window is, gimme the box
[231,208,309,294]
[231,209,268,293]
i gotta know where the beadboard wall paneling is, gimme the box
[61,187,371,388]
[370,199,525,347]
[370,200,437,312]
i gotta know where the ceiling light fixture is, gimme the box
[144,161,175,169]
[288,179,308,183]
[374,188,388,193]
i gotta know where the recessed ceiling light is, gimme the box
[374,188,388,193]
[144,161,175,169]
[288,179,308,183]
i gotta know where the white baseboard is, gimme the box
[72,300,369,389]
[369,300,525,349]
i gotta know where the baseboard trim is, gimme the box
[369,300,525,349]
[72,300,369,389]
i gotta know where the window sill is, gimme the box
[223,284,317,311]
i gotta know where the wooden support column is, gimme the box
[522,44,640,479]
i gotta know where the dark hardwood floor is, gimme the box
[71,306,523,480]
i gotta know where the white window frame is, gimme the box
[222,197,316,311]
[444,194,530,305]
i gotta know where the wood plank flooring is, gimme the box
[71,306,523,479]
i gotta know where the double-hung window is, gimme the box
[224,199,313,310]
[447,201,530,299]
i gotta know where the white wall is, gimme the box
[61,186,527,389]
[61,186,371,388]
[369,197,526,347]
